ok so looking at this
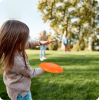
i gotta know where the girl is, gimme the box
[40,30,47,61]
[0,20,55,100]
[62,31,70,53]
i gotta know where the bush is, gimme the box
[92,38,99,51]
[71,42,80,51]
[47,41,58,50]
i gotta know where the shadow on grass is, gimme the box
[0,69,99,100]
[30,73,99,100]
[28,54,99,99]
[0,53,99,100]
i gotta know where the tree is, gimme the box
[37,0,98,51]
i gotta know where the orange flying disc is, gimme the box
[40,62,63,73]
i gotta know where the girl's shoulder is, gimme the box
[14,53,27,68]
[14,53,23,62]
[14,52,27,62]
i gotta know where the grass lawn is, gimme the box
[0,50,99,100]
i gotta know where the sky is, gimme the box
[0,0,99,40]
[0,0,87,40]
[0,0,51,39]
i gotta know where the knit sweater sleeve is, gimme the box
[25,40,40,49]
[11,56,45,78]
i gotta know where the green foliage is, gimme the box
[79,40,85,50]
[92,37,99,51]
[48,41,58,50]
[37,0,98,51]
[47,31,60,50]
[72,42,80,51]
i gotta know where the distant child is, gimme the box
[62,31,70,53]
[88,39,92,51]
[40,30,47,61]
[0,20,55,100]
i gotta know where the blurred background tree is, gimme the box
[37,0,99,51]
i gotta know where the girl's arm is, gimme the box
[25,40,40,49]
[40,40,56,45]
[12,65,46,78]
[11,57,46,78]
[25,40,56,49]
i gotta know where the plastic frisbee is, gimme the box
[40,62,63,73]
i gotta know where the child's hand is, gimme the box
[40,40,56,45]
[49,40,56,43]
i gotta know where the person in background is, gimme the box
[88,39,92,51]
[40,30,47,61]
[62,31,70,53]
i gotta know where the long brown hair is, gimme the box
[0,20,29,73]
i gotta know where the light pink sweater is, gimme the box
[3,41,45,99]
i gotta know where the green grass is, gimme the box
[0,50,99,100]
